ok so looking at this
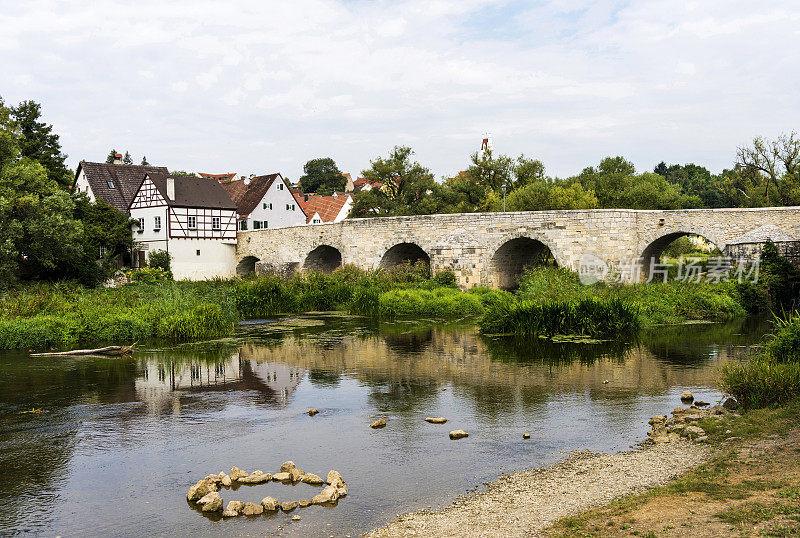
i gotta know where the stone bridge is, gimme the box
[236,207,800,289]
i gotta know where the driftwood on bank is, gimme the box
[30,344,136,358]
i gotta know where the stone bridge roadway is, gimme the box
[236,207,800,289]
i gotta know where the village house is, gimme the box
[128,171,238,279]
[220,173,305,231]
[295,191,353,224]
[72,158,169,214]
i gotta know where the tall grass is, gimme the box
[722,312,800,408]
[479,297,640,338]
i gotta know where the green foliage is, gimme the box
[504,180,598,211]
[722,311,800,408]
[141,156,149,166]
[379,287,484,319]
[157,303,233,340]
[147,250,172,272]
[105,149,118,164]
[122,151,133,165]
[736,239,799,313]
[299,157,344,195]
[663,236,695,258]
[479,297,640,338]
[433,269,457,287]
[127,267,172,284]
[10,100,71,186]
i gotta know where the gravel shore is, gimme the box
[366,440,711,537]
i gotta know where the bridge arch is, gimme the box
[237,255,260,276]
[303,245,342,273]
[491,236,557,290]
[639,228,723,281]
[379,242,430,269]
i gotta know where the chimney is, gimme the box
[166,177,175,200]
[113,152,123,165]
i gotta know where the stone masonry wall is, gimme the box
[237,206,800,289]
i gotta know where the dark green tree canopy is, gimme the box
[141,156,149,166]
[105,149,118,164]
[299,157,344,195]
[122,151,133,165]
[10,100,71,186]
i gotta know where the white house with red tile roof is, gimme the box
[220,173,305,231]
[294,192,352,225]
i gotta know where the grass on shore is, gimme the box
[548,401,800,537]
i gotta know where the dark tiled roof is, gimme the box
[74,161,169,212]
[297,193,351,223]
[144,171,237,210]
[220,174,285,216]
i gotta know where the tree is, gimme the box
[504,180,598,211]
[105,149,118,164]
[299,158,345,195]
[73,194,136,276]
[10,100,71,187]
[737,133,800,206]
[512,155,546,189]
[169,170,195,177]
[123,151,133,165]
[463,149,513,191]
[350,146,437,217]
[141,156,149,166]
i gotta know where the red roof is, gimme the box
[295,193,351,223]
[219,173,285,216]
[114,152,122,159]
[199,172,237,182]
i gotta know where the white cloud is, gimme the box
[1,0,799,179]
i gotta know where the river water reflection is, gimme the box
[0,315,765,536]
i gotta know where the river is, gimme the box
[0,315,766,536]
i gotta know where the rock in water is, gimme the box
[242,502,264,516]
[279,461,296,473]
[723,397,740,411]
[449,430,469,440]
[272,472,291,481]
[326,470,345,488]
[280,501,298,512]
[187,478,217,501]
[221,475,232,487]
[312,485,340,504]
[301,473,324,485]
[198,492,223,512]
[523,433,531,439]
[370,419,386,429]
[241,470,271,484]
[680,391,694,403]
[224,500,244,514]
[261,497,279,511]
[292,515,301,521]
[229,466,248,481]
[298,499,312,507]
[221,509,239,517]
[425,417,447,424]
[288,467,304,482]
[308,408,319,416]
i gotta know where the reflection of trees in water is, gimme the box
[365,379,441,413]
[481,334,633,365]
[380,327,434,353]
[0,355,139,529]
[641,317,769,366]
[307,369,342,388]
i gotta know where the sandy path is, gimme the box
[365,440,711,537]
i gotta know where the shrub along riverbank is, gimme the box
[0,255,787,350]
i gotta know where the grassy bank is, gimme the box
[0,263,756,350]
[722,312,800,409]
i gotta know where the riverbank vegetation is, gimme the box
[0,256,779,350]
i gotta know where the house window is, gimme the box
[137,217,145,233]
[239,219,248,231]
[263,202,273,210]
[292,204,295,210]
[107,180,115,189]
[313,218,321,224]
[212,216,220,230]
[263,221,268,228]
[154,216,161,231]
[188,216,197,229]
[253,221,262,230]
[196,250,200,256]
[278,183,284,190]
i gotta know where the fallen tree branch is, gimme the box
[31,344,136,357]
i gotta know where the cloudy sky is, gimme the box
[2,0,798,180]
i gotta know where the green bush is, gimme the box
[127,267,172,283]
[157,303,234,340]
[378,287,484,319]
[433,269,457,287]
[0,316,80,349]
[147,250,172,272]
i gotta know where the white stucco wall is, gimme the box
[169,239,236,280]
[244,178,306,230]
[73,169,96,202]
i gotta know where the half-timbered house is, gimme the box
[128,172,238,280]
[72,160,169,214]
